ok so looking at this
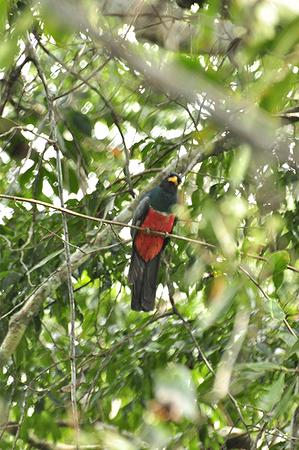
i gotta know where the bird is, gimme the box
[128,173,181,311]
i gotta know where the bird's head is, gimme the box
[159,173,182,193]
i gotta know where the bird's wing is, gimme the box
[131,194,151,240]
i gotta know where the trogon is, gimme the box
[128,173,181,311]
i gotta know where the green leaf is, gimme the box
[260,71,298,113]
[259,250,290,283]
[28,249,64,274]
[0,0,8,35]
[284,339,299,360]
[274,16,299,56]
[0,9,33,69]
[258,374,285,412]
[0,117,17,135]
[41,3,72,45]
[34,166,46,198]
[236,362,283,373]
[5,132,29,160]
[67,110,92,136]
[273,271,284,290]
[266,297,285,321]
[206,0,221,16]
[273,379,296,418]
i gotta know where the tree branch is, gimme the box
[45,0,289,162]
[0,56,30,116]
[28,37,80,442]
[1,193,298,274]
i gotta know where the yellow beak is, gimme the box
[167,175,178,185]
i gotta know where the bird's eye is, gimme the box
[167,175,178,185]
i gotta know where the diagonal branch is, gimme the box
[45,0,289,162]
[0,56,31,116]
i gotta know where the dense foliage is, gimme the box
[0,0,298,449]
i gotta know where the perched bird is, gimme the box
[128,173,181,311]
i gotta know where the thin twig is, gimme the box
[11,387,29,450]
[52,57,112,101]
[36,35,135,197]
[0,125,55,142]
[239,265,297,337]
[38,224,87,254]
[1,193,299,276]
[29,39,80,445]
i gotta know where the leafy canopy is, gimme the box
[0,0,298,449]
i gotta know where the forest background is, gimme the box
[0,0,298,449]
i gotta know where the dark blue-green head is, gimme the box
[149,172,182,213]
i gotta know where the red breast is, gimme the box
[134,208,175,262]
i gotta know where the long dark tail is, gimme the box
[128,249,161,311]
